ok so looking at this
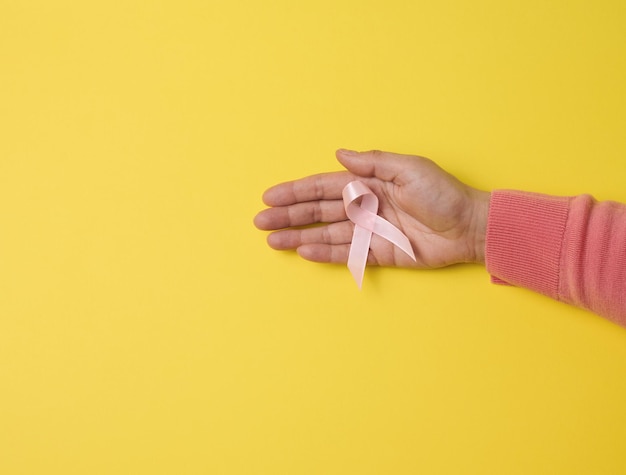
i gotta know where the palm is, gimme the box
[344,165,475,268]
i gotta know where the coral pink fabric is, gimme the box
[485,190,626,327]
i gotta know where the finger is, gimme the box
[297,243,378,265]
[296,243,350,263]
[262,171,354,206]
[254,200,345,230]
[336,149,425,184]
[267,221,354,249]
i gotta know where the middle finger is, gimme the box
[256,199,346,230]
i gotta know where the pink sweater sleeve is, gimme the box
[485,190,626,327]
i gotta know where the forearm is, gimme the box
[485,190,626,327]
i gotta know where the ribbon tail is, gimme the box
[347,224,372,289]
[373,216,416,261]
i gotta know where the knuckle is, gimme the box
[313,175,324,200]
[321,226,331,243]
[312,203,322,222]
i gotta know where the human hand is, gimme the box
[254,149,490,269]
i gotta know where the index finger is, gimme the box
[262,171,355,207]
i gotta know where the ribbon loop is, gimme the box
[342,181,416,288]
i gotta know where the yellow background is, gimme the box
[1,1,626,473]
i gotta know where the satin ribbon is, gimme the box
[342,181,416,288]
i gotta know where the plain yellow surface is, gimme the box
[1,1,626,473]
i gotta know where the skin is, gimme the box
[254,149,491,269]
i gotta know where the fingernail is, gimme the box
[338,148,358,156]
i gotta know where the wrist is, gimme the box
[468,190,490,264]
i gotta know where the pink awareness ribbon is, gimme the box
[342,181,416,288]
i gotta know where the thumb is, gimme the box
[336,149,413,182]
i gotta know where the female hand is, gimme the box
[254,149,490,269]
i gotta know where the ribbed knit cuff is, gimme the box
[485,190,571,299]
